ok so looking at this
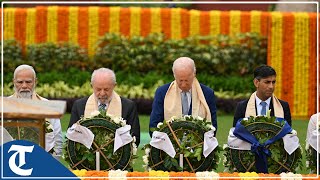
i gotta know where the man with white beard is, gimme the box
[8,64,63,159]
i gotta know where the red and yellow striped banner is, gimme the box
[2,6,318,119]
[3,7,272,49]
[268,12,317,119]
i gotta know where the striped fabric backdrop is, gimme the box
[2,6,318,119]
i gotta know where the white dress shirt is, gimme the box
[255,96,271,116]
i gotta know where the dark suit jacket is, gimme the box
[69,96,140,146]
[233,98,292,127]
[149,82,217,136]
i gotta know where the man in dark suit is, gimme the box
[69,68,140,146]
[233,65,292,127]
[149,57,217,136]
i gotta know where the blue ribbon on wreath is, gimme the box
[233,117,292,173]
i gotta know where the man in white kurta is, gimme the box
[8,64,63,159]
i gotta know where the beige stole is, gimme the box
[84,91,122,118]
[9,92,47,101]
[164,78,211,122]
[245,91,284,118]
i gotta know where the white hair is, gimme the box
[172,57,196,75]
[91,68,116,85]
[13,64,36,80]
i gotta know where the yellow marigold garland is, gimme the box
[47,6,58,43]
[88,6,99,58]
[189,10,200,36]
[150,8,161,34]
[209,10,220,37]
[25,8,36,46]
[171,8,181,40]
[230,10,241,36]
[68,6,78,45]
[130,7,141,37]
[109,6,120,34]
[293,13,310,118]
[149,170,169,180]
[4,8,15,40]
[250,10,261,34]
[270,12,283,98]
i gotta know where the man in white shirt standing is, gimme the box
[8,64,63,159]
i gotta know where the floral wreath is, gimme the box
[63,110,137,171]
[305,120,320,173]
[223,115,302,174]
[143,115,221,172]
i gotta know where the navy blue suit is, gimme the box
[149,83,217,136]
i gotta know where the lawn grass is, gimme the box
[60,114,309,173]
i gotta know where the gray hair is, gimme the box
[91,68,116,85]
[13,64,36,80]
[172,57,196,75]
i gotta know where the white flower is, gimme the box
[291,129,297,135]
[120,119,127,126]
[223,156,227,163]
[223,144,228,150]
[142,155,149,164]
[168,116,177,123]
[157,122,163,129]
[113,116,121,124]
[183,115,191,120]
[242,117,248,121]
[90,110,100,117]
[206,124,216,131]
[145,147,150,155]
[197,116,204,121]
[132,143,137,155]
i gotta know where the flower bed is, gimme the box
[72,170,318,180]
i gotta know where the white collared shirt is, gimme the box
[255,96,271,116]
[180,89,192,109]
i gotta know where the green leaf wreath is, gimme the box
[143,115,221,172]
[63,110,138,171]
[223,116,302,174]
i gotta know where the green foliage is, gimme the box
[3,32,264,96]
[26,42,89,72]
[2,39,23,73]
[95,33,267,76]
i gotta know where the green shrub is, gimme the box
[3,33,265,95]
[26,42,89,73]
[94,33,267,76]
[2,39,23,74]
